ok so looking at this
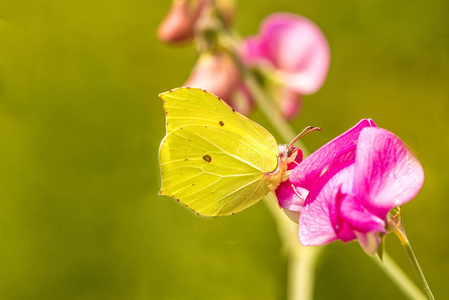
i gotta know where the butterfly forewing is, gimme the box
[160,88,278,155]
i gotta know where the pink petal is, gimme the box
[299,162,354,246]
[280,89,302,120]
[157,0,206,43]
[184,52,253,115]
[299,185,338,246]
[240,37,269,66]
[354,128,425,218]
[290,119,376,191]
[276,181,308,211]
[242,13,330,94]
[337,193,386,234]
[158,0,234,44]
[184,52,239,101]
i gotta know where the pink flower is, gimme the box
[183,51,253,115]
[158,0,234,44]
[158,0,207,44]
[241,13,330,119]
[276,119,424,255]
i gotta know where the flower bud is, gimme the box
[158,0,235,44]
[158,0,207,44]
[184,51,253,115]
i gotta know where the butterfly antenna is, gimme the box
[287,126,321,152]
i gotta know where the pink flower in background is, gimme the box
[276,119,424,255]
[158,0,207,43]
[241,13,330,119]
[183,52,253,115]
[158,0,234,44]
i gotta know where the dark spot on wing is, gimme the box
[219,121,224,126]
[232,108,235,112]
[203,155,212,162]
[185,158,188,161]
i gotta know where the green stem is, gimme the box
[394,228,435,299]
[290,245,323,300]
[263,195,320,300]
[211,13,319,300]
[246,66,319,300]
[243,73,296,143]
[373,253,426,300]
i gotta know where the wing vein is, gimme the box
[196,177,262,212]
[175,130,265,172]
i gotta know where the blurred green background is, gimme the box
[0,0,448,299]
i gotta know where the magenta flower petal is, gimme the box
[276,183,308,211]
[280,89,302,120]
[242,13,330,95]
[290,119,376,191]
[241,37,269,65]
[299,186,338,246]
[354,128,425,218]
[299,162,354,245]
[337,193,386,234]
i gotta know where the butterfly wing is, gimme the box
[159,88,279,216]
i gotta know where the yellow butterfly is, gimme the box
[158,87,317,216]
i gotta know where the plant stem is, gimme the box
[290,245,323,300]
[246,67,319,300]
[263,195,320,300]
[373,253,426,300]
[394,228,435,300]
[244,74,296,143]
[215,15,319,300]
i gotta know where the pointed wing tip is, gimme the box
[159,87,182,99]
[159,87,201,98]
[158,90,172,99]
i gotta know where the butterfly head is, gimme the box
[266,126,321,189]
